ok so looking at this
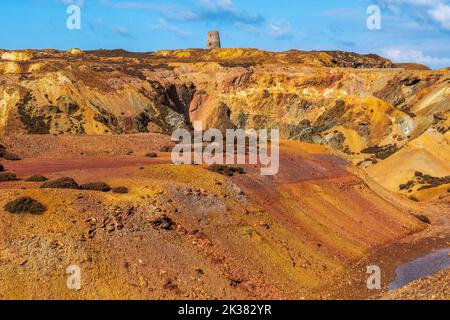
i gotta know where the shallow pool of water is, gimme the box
[388,247,450,290]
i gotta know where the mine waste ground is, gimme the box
[0,45,449,300]
[0,134,448,300]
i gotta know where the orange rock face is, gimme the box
[0,49,448,299]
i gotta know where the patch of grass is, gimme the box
[41,177,79,189]
[416,174,450,190]
[79,182,111,192]
[159,146,173,153]
[112,186,129,194]
[399,180,414,190]
[207,164,245,177]
[145,152,158,158]
[414,214,431,224]
[0,172,19,182]
[3,152,22,161]
[361,144,399,160]
[399,172,450,192]
[24,175,49,182]
[4,197,47,214]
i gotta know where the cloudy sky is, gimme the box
[0,0,449,68]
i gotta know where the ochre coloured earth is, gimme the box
[0,49,449,300]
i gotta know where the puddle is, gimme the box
[389,247,450,290]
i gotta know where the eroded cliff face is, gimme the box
[0,49,448,299]
[0,49,448,168]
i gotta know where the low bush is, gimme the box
[145,152,158,158]
[4,197,47,214]
[414,214,431,224]
[399,180,414,190]
[112,187,129,194]
[79,182,111,192]
[3,152,22,161]
[0,144,6,158]
[0,172,18,182]
[41,177,79,189]
[207,164,246,177]
[24,175,49,182]
[159,146,173,153]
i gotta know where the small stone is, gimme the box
[139,276,148,288]
[145,152,158,158]
[194,268,204,275]
[151,215,175,231]
[260,222,270,229]
[18,258,28,266]
[195,231,208,240]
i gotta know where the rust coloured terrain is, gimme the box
[0,48,449,299]
[0,48,448,199]
[0,134,440,300]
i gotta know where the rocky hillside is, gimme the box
[0,135,426,299]
[0,48,448,299]
[0,48,449,200]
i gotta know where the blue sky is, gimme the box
[0,0,449,68]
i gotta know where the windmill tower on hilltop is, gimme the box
[206,31,221,49]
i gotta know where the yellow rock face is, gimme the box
[67,48,83,55]
[1,51,33,61]
[0,48,448,300]
[0,48,448,199]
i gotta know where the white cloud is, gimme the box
[104,0,264,25]
[266,19,293,39]
[114,26,131,37]
[58,0,85,7]
[379,0,450,30]
[150,19,191,39]
[383,47,450,67]
[428,3,450,29]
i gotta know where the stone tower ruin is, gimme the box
[206,31,221,49]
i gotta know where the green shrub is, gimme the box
[145,152,158,158]
[159,146,173,152]
[112,186,129,194]
[207,164,246,177]
[0,172,18,182]
[79,182,111,192]
[414,214,431,224]
[3,152,21,161]
[4,197,46,214]
[41,177,79,189]
[24,175,49,182]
